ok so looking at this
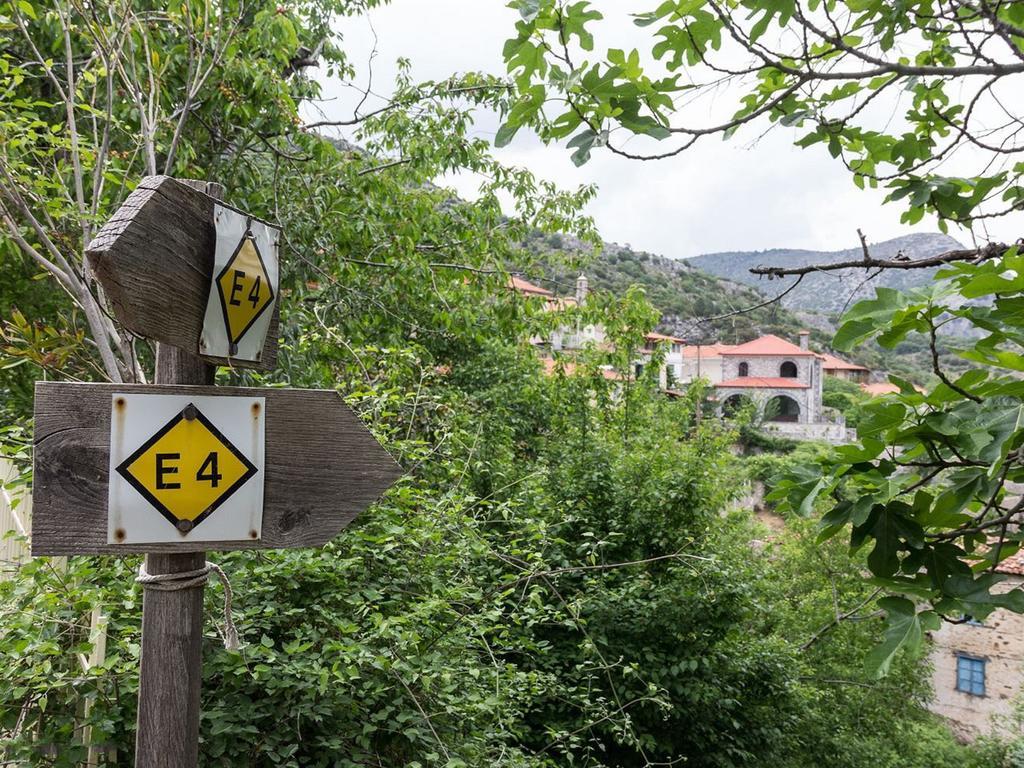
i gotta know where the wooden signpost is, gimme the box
[31,178,402,767]
[32,383,400,554]
[85,175,281,368]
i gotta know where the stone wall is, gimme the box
[717,385,813,424]
[929,577,1024,740]
[721,353,810,381]
[763,420,852,444]
[721,353,823,421]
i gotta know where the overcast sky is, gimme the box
[307,1,1006,260]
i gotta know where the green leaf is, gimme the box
[865,597,926,678]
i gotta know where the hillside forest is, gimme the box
[3,1,1024,767]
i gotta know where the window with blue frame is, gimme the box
[956,655,986,696]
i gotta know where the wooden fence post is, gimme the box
[134,180,221,768]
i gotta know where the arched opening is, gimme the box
[738,361,749,377]
[765,395,800,423]
[780,360,798,378]
[722,394,753,418]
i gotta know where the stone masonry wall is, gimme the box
[929,578,1024,740]
[721,353,823,422]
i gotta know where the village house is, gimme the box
[929,550,1024,741]
[639,332,687,389]
[712,332,855,443]
[716,332,823,422]
[820,352,870,384]
[680,343,736,385]
[512,274,607,353]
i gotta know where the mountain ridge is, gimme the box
[686,232,962,314]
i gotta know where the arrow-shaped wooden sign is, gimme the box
[85,175,280,369]
[31,381,402,555]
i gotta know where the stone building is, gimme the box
[641,332,686,388]
[512,274,608,353]
[820,352,870,383]
[679,343,736,385]
[715,332,824,424]
[929,551,1024,740]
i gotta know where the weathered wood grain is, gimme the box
[31,381,403,555]
[135,550,205,768]
[136,307,216,768]
[85,175,279,370]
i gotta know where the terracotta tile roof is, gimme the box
[682,343,735,358]
[717,377,810,389]
[820,352,869,371]
[996,549,1024,576]
[861,382,900,396]
[540,357,621,380]
[509,275,553,297]
[645,331,686,344]
[720,334,816,357]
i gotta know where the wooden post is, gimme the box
[30,176,401,765]
[135,180,220,768]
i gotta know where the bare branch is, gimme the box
[750,240,1014,278]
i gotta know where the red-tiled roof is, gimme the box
[820,352,869,372]
[720,334,815,357]
[682,343,736,359]
[860,381,927,396]
[996,549,1024,576]
[645,331,686,344]
[717,377,810,389]
[509,275,553,297]
[541,357,621,380]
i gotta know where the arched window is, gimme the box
[765,395,800,423]
[723,394,753,418]
[780,360,798,378]
[738,362,749,377]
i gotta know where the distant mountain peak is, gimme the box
[686,233,963,314]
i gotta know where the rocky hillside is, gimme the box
[526,233,965,385]
[528,235,824,346]
[687,232,962,315]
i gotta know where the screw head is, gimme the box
[177,519,194,533]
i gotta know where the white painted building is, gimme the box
[679,343,737,385]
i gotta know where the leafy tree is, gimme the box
[0,1,1013,765]
[822,376,869,429]
[489,0,1024,679]
[495,0,1023,237]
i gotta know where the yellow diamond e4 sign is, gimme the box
[216,235,274,345]
[200,203,280,363]
[107,393,265,545]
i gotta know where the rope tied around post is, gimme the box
[136,561,240,651]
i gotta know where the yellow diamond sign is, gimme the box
[216,234,275,346]
[116,404,257,532]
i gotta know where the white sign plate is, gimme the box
[199,203,280,363]
[107,393,265,545]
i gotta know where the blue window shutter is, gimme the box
[956,655,986,696]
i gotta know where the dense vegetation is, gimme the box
[0,0,1018,766]
[488,0,1024,715]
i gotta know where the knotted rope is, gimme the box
[136,561,240,651]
